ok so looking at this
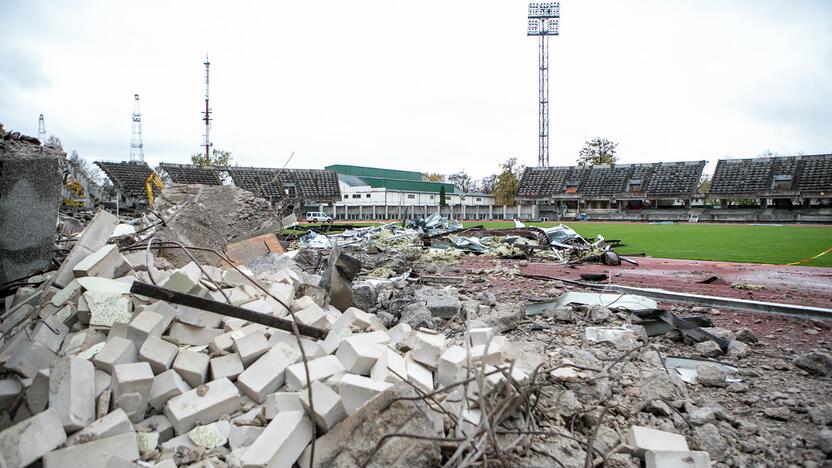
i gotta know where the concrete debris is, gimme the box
[0,178,830,468]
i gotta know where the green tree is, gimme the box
[191,148,232,167]
[577,137,618,167]
[698,174,712,194]
[493,157,524,205]
[439,186,447,206]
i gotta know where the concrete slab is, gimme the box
[164,377,240,434]
[49,357,96,431]
[0,408,66,468]
[42,431,139,468]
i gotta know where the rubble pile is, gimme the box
[1,183,830,467]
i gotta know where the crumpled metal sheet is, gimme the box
[554,291,658,311]
[665,356,741,384]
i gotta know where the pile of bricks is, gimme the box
[0,209,523,467]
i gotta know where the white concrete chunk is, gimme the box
[335,337,383,375]
[295,304,328,329]
[387,323,412,346]
[264,392,303,419]
[43,432,139,468]
[0,378,23,409]
[112,362,154,423]
[210,353,244,381]
[136,414,174,442]
[237,345,295,403]
[92,337,137,373]
[158,262,203,294]
[229,425,264,450]
[176,306,223,328]
[267,329,327,358]
[240,298,273,315]
[126,310,168,351]
[321,328,352,355]
[66,408,134,446]
[85,291,132,328]
[167,322,223,346]
[233,329,269,367]
[338,374,393,416]
[164,377,241,434]
[298,380,347,432]
[645,450,711,468]
[437,345,468,387]
[149,369,192,411]
[210,324,267,353]
[49,357,96,431]
[626,426,690,458]
[139,336,179,374]
[188,420,231,449]
[172,349,210,387]
[370,346,408,384]
[240,411,313,468]
[285,355,346,390]
[468,327,495,346]
[73,244,131,279]
[31,316,69,353]
[0,408,66,468]
[410,331,445,368]
[405,354,434,392]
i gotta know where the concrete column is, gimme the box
[358,205,363,220]
[517,204,521,218]
[332,205,337,220]
[503,205,507,219]
[424,205,428,217]
[372,205,376,220]
[489,205,493,219]
[461,204,466,220]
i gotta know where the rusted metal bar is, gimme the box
[130,281,327,340]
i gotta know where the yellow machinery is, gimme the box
[62,178,86,208]
[146,173,164,205]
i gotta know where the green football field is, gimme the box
[467,221,832,267]
[309,220,832,266]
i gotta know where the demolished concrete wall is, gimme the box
[0,127,63,285]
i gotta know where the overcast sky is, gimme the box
[1,1,830,178]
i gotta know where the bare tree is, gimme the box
[448,170,474,193]
[577,137,618,167]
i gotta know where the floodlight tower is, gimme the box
[37,114,46,145]
[130,94,144,162]
[202,54,212,161]
[527,2,560,167]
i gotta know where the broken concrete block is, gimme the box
[112,362,154,423]
[229,425,264,450]
[335,337,384,375]
[414,287,461,318]
[126,310,168,351]
[136,431,159,454]
[299,380,347,432]
[176,306,223,329]
[61,328,106,356]
[136,414,174,442]
[158,262,203,294]
[92,336,137,373]
[405,354,434,392]
[264,392,303,419]
[295,303,329,329]
[468,327,495,346]
[387,323,413,346]
[322,327,353,355]
[149,369,192,411]
[107,321,129,340]
[210,323,267,353]
[285,355,346,390]
[0,378,21,410]
[66,408,134,446]
[0,409,64,468]
[370,346,408,384]
[265,282,294,316]
[30,315,69,353]
[3,340,55,379]
[626,426,690,458]
[645,450,711,468]
[167,322,223,346]
[188,420,231,449]
[73,244,131,280]
[338,374,394,416]
[268,329,327,358]
[138,336,179,375]
[240,411,313,468]
[470,340,505,366]
[437,345,468,388]
[410,331,446,368]
[240,298,273,316]
[210,353,244,381]
[237,345,295,403]
[42,432,139,468]
[165,377,240,434]
[85,291,132,328]
[48,357,96,431]
[233,329,269,367]
[585,326,641,351]
[24,368,50,413]
[172,349,210,387]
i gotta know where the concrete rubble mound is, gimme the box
[0,181,830,467]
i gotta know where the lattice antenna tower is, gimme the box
[130,94,144,162]
[202,54,213,161]
[37,114,46,145]
[528,3,560,167]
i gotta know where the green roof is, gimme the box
[326,164,422,181]
[327,164,455,194]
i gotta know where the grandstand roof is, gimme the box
[710,154,832,198]
[95,161,155,198]
[159,163,222,186]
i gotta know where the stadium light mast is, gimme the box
[527,2,560,168]
[130,94,144,162]
[202,54,212,161]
